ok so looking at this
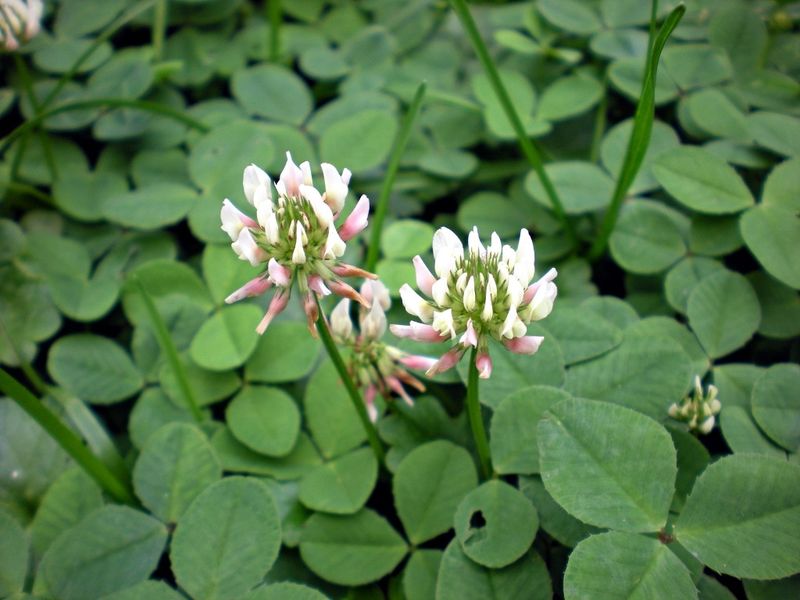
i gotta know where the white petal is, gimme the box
[432,227,463,278]
[432,309,456,339]
[324,224,346,259]
[243,164,271,205]
[463,276,476,311]
[400,284,434,323]
[292,222,307,264]
[220,199,245,241]
[431,278,450,307]
[300,184,333,228]
[467,227,485,258]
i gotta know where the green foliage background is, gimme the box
[1,0,799,599]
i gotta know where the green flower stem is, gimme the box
[0,368,136,505]
[588,2,685,260]
[133,276,203,423]
[448,0,577,249]
[366,82,427,273]
[268,0,282,62]
[467,347,492,479]
[1,97,209,156]
[315,297,386,467]
[151,0,167,61]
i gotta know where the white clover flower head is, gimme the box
[668,375,722,435]
[220,153,374,335]
[0,0,43,51]
[392,226,557,378]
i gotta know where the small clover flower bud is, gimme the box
[669,375,722,435]
[360,299,387,340]
[476,352,493,379]
[330,299,353,339]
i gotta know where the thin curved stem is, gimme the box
[132,276,203,423]
[1,97,209,156]
[366,82,427,273]
[0,368,136,505]
[588,2,685,260]
[448,0,577,249]
[315,297,386,467]
[467,347,492,479]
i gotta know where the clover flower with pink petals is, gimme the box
[330,280,437,421]
[221,153,375,335]
[390,226,557,379]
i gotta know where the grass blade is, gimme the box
[365,82,427,273]
[448,0,577,248]
[132,276,204,423]
[589,3,685,260]
[0,368,136,505]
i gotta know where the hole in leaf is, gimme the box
[469,510,486,529]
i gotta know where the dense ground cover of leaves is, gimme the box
[1,0,799,599]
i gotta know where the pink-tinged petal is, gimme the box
[390,322,447,343]
[476,352,493,379]
[398,354,438,372]
[338,195,370,241]
[412,255,436,296]
[308,275,331,296]
[225,276,273,304]
[364,385,378,422]
[459,319,478,348]
[303,292,319,337]
[329,279,369,307]
[503,335,545,355]
[386,376,415,406]
[231,228,267,266]
[256,290,290,335]
[268,258,292,287]
[332,263,378,280]
[279,152,304,197]
[360,279,390,310]
[523,268,558,304]
[321,163,351,215]
[425,348,462,377]
[220,199,257,240]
